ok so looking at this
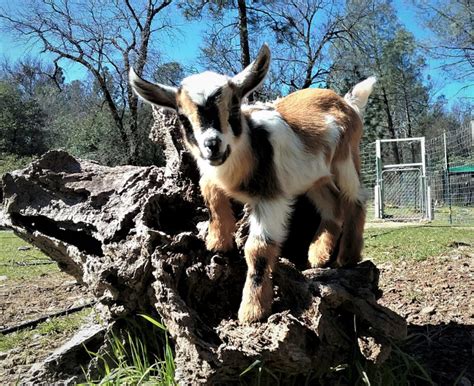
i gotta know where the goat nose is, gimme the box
[204,137,221,154]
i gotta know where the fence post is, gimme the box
[375,140,383,219]
[420,137,428,219]
[374,185,381,219]
[443,131,452,224]
[427,186,433,220]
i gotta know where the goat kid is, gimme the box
[130,44,376,323]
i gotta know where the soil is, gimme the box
[0,246,472,385]
[0,272,91,384]
[377,244,473,385]
[0,272,91,330]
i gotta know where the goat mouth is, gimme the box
[206,145,231,166]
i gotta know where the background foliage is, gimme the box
[0,0,471,171]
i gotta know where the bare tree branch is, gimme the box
[0,0,173,163]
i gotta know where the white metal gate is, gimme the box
[374,138,432,221]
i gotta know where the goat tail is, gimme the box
[344,76,377,116]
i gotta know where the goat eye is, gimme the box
[178,114,192,129]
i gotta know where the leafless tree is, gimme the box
[196,0,366,95]
[254,0,364,91]
[0,0,173,164]
[412,0,474,83]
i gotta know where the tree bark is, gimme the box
[380,84,401,164]
[237,0,253,102]
[0,114,406,383]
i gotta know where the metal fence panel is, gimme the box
[360,123,473,225]
[381,168,424,220]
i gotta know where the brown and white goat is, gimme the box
[130,44,376,323]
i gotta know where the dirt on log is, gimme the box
[0,108,406,383]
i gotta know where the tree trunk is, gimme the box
[0,111,406,383]
[237,0,253,102]
[402,80,416,163]
[380,85,401,164]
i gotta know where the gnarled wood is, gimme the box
[0,149,406,383]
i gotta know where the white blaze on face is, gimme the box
[180,71,237,164]
[181,71,229,105]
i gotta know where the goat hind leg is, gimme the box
[306,183,343,268]
[334,152,367,267]
[336,195,366,267]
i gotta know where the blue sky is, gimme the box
[0,1,204,82]
[395,3,472,104]
[0,0,471,105]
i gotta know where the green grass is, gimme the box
[0,153,33,177]
[238,339,434,386]
[349,343,434,386]
[0,231,59,280]
[364,225,473,262]
[0,308,92,352]
[430,205,474,226]
[84,316,435,386]
[1,221,469,384]
[83,314,176,385]
[366,204,474,226]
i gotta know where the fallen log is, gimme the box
[0,108,406,383]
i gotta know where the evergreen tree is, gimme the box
[329,0,431,163]
[0,81,48,156]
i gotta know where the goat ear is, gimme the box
[231,44,271,98]
[129,68,177,110]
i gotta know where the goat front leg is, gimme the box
[200,177,236,252]
[306,182,343,268]
[238,197,293,323]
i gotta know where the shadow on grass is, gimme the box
[405,322,473,385]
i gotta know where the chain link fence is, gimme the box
[380,168,425,220]
[360,141,377,222]
[426,125,473,225]
[360,123,473,225]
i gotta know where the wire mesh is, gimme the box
[360,141,377,222]
[360,123,473,225]
[426,125,473,225]
[381,168,424,220]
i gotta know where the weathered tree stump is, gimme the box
[0,108,406,383]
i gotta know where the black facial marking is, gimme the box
[178,113,198,147]
[229,94,242,137]
[250,256,267,287]
[240,118,281,198]
[208,87,223,103]
[197,88,222,133]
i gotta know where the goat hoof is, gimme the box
[205,233,233,253]
[335,253,361,268]
[238,302,269,324]
[308,245,332,268]
[308,259,327,268]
